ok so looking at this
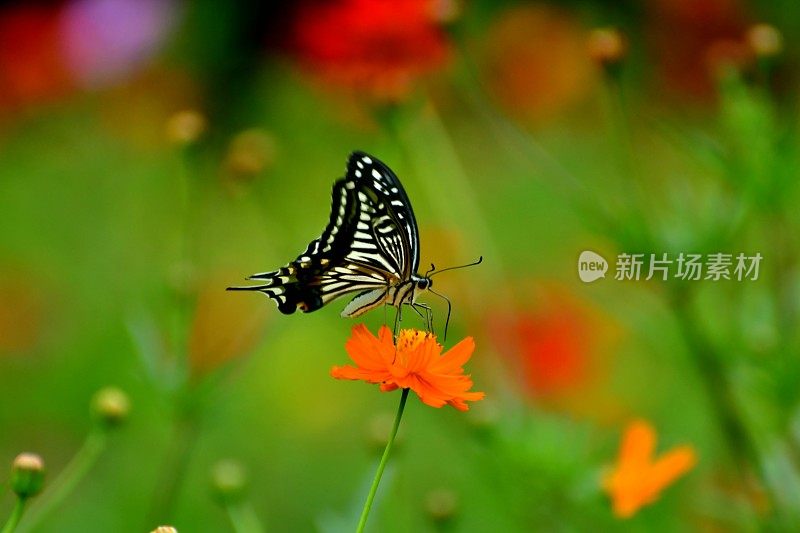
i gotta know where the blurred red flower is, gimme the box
[292,0,451,103]
[491,284,619,403]
[0,6,72,111]
[646,0,750,100]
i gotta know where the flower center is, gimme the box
[396,329,431,354]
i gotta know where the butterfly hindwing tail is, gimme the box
[227,264,324,314]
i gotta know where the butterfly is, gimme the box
[228,151,437,323]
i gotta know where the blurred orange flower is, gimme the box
[331,325,484,411]
[188,273,270,379]
[0,270,49,355]
[604,419,697,519]
[292,0,451,103]
[480,5,595,126]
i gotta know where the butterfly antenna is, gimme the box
[428,288,452,342]
[428,256,483,278]
[424,263,436,277]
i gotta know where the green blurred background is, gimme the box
[2,0,800,531]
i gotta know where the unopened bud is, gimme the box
[425,488,458,522]
[223,129,277,181]
[706,39,753,80]
[91,387,130,428]
[469,399,500,434]
[11,452,45,498]
[165,110,206,145]
[211,459,247,505]
[150,526,177,533]
[366,412,403,455]
[747,24,782,58]
[429,0,460,23]
[588,28,626,68]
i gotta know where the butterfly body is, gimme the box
[229,152,431,318]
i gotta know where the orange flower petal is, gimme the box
[618,419,656,467]
[603,420,697,519]
[429,337,475,373]
[331,325,484,411]
[645,446,697,497]
[344,324,393,371]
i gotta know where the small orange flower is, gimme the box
[603,419,697,518]
[331,325,485,411]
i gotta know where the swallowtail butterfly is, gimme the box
[228,151,433,320]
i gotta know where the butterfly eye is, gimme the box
[417,279,431,290]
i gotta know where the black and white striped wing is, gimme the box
[228,152,420,315]
[343,151,420,280]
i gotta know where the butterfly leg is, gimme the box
[411,302,434,334]
[392,305,403,338]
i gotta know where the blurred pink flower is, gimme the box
[59,0,178,88]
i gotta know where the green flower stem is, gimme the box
[225,501,265,533]
[171,147,195,386]
[1,498,27,533]
[601,72,654,248]
[19,430,107,532]
[357,388,409,533]
[669,288,760,481]
[147,411,199,525]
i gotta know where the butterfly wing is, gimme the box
[337,152,422,316]
[228,152,419,315]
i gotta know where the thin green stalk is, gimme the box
[170,148,195,386]
[356,388,409,533]
[19,431,107,532]
[1,498,27,533]
[602,73,655,248]
[144,145,202,526]
[669,288,761,481]
[146,411,199,525]
[226,501,265,533]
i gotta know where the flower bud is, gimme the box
[150,526,177,533]
[588,28,626,68]
[747,24,782,59]
[211,459,247,505]
[223,129,277,182]
[366,412,404,455]
[705,39,752,81]
[165,110,206,145]
[429,0,460,23]
[10,452,45,498]
[91,387,131,428]
[468,399,500,436]
[424,488,458,523]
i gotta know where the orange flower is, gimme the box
[331,325,484,411]
[603,420,697,518]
